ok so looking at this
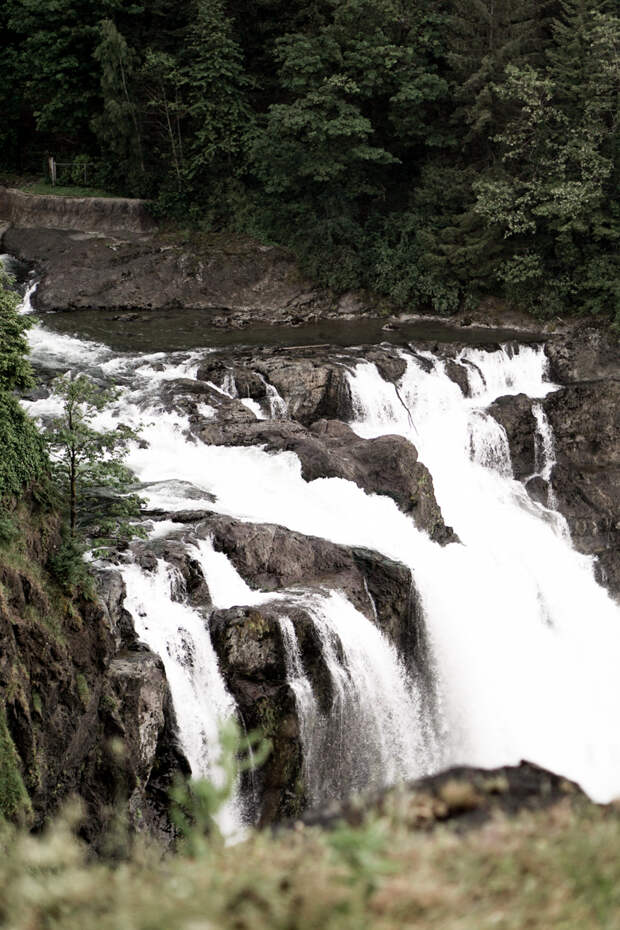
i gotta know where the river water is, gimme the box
[8,256,620,816]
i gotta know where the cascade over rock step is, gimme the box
[129,512,435,824]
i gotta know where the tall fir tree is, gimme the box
[179,0,252,213]
[92,19,145,191]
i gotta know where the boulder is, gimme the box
[544,381,619,596]
[488,393,537,480]
[545,326,619,384]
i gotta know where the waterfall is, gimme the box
[532,401,560,510]
[121,558,244,834]
[263,380,288,418]
[295,591,435,803]
[347,347,620,800]
[195,540,435,805]
[21,310,620,804]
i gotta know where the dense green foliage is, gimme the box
[0,274,48,501]
[1,0,618,323]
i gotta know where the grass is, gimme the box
[0,174,116,198]
[21,181,116,199]
[1,791,619,929]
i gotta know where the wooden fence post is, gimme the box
[48,156,56,186]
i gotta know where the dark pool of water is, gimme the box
[38,307,545,354]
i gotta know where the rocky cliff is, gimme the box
[0,492,188,844]
[487,327,619,598]
[1,218,365,329]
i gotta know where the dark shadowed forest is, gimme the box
[1,0,618,324]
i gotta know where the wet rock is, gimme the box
[209,602,318,824]
[444,359,471,397]
[488,393,537,480]
[309,420,456,544]
[0,495,188,845]
[199,514,430,658]
[191,414,455,544]
[103,651,189,843]
[133,538,209,603]
[159,378,258,425]
[94,569,139,650]
[545,326,619,384]
[202,516,364,602]
[297,761,584,831]
[544,381,619,596]
[350,548,430,682]
[253,356,354,424]
[366,349,407,384]
[525,475,549,507]
[195,360,267,400]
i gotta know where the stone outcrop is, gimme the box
[488,393,537,480]
[544,381,619,595]
[0,495,188,844]
[152,346,458,546]
[297,761,584,832]
[487,331,619,598]
[545,325,619,385]
[132,512,431,823]
[197,353,355,425]
[0,224,374,328]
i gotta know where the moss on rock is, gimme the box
[0,705,32,824]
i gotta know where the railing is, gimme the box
[47,156,102,187]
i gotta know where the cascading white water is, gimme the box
[264,380,288,418]
[121,558,244,834]
[20,296,620,803]
[296,591,436,802]
[532,402,560,510]
[211,368,288,420]
[347,347,620,799]
[194,539,435,804]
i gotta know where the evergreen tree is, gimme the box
[45,374,144,547]
[0,272,47,501]
[92,19,145,191]
[141,49,186,191]
[252,0,448,287]
[4,0,125,153]
[448,0,549,152]
[181,0,252,209]
[404,0,553,311]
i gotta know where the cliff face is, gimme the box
[0,188,381,328]
[488,327,619,599]
[0,493,188,844]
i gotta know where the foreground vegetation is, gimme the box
[1,0,618,326]
[1,788,619,929]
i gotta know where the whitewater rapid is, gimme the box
[18,284,620,805]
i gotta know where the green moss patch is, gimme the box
[0,706,32,824]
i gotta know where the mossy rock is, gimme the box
[0,705,32,824]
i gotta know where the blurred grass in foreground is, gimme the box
[1,791,620,930]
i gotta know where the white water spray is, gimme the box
[22,309,620,802]
[195,540,435,803]
[121,558,244,833]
